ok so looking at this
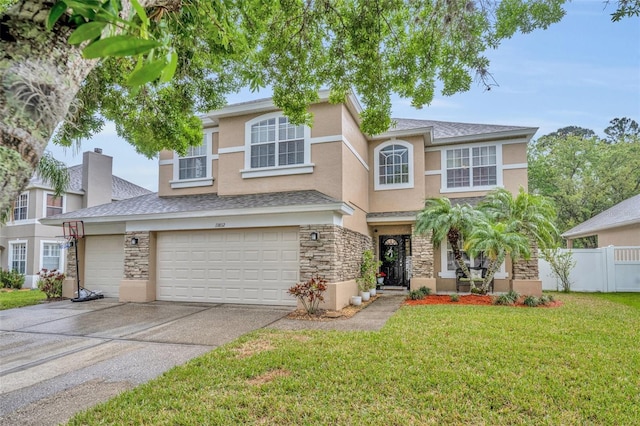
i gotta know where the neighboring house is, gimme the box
[562,193,640,247]
[42,92,539,309]
[0,149,151,288]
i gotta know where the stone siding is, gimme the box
[411,225,434,278]
[65,241,78,279]
[512,241,540,280]
[124,231,150,280]
[299,225,372,282]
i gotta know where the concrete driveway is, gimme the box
[0,298,291,425]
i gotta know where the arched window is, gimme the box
[374,141,414,190]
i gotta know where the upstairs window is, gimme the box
[179,143,208,180]
[250,117,304,168]
[171,130,214,188]
[379,144,409,185]
[445,145,497,189]
[13,193,28,221]
[374,140,414,190]
[46,194,64,217]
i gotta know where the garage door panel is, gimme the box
[157,229,298,305]
[84,235,124,298]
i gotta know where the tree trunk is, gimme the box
[0,0,175,213]
[1,0,98,212]
[448,230,473,289]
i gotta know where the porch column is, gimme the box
[511,241,542,296]
[410,225,437,292]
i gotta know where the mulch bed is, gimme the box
[286,295,380,321]
[405,294,562,308]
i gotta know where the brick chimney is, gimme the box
[82,148,113,208]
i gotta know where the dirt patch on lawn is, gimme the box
[405,294,562,308]
[247,369,291,386]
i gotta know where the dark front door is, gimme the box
[379,235,411,287]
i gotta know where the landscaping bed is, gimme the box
[405,293,562,307]
[286,295,380,320]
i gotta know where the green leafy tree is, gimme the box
[604,117,640,143]
[479,187,558,282]
[528,122,640,246]
[465,220,530,294]
[415,198,481,283]
[1,0,568,213]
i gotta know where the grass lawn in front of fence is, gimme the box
[590,292,640,310]
[0,289,46,310]
[69,293,640,425]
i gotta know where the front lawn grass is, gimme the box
[0,289,46,310]
[69,293,640,425]
[590,292,640,310]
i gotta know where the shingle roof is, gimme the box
[562,193,640,238]
[390,118,535,140]
[45,190,343,221]
[30,164,151,200]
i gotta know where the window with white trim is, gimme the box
[10,242,26,274]
[46,194,64,217]
[241,113,312,179]
[440,240,506,278]
[374,140,414,190]
[42,242,62,271]
[379,145,409,184]
[171,130,214,188]
[179,144,208,180]
[13,192,28,221]
[446,145,497,189]
[250,116,304,168]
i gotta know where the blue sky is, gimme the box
[48,0,640,192]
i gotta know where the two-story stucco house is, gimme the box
[1,149,151,288]
[42,92,540,309]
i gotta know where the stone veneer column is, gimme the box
[124,231,150,279]
[120,231,156,302]
[410,225,434,278]
[511,241,542,296]
[62,239,79,298]
[299,225,372,310]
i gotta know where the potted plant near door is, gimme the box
[357,249,381,301]
[376,271,386,286]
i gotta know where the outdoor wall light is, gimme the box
[310,231,319,241]
[131,237,139,246]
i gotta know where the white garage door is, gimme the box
[156,228,299,306]
[84,235,124,298]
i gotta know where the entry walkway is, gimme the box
[271,292,406,331]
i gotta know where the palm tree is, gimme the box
[415,197,481,285]
[479,187,559,281]
[464,220,530,293]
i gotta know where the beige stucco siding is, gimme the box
[597,224,640,247]
[216,143,343,199]
[503,169,528,193]
[369,136,425,213]
[502,142,527,164]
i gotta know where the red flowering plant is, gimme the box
[376,271,386,278]
[287,275,327,315]
[37,269,65,299]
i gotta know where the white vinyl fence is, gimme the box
[540,246,640,292]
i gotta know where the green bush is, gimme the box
[418,286,432,296]
[450,294,460,302]
[523,295,540,307]
[407,287,433,301]
[493,290,520,306]
[408,290,424,300]
[1,269,25,289]
[36,269,65,299]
